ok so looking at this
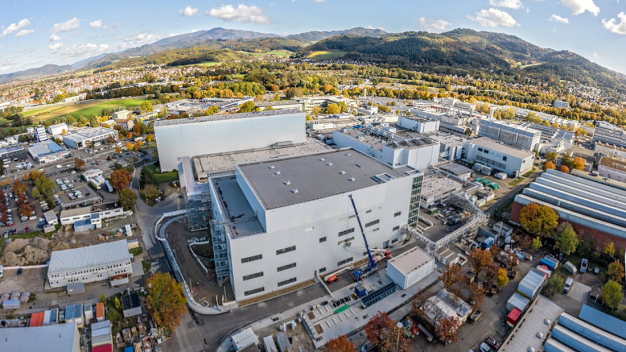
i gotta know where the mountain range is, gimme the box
[1,26,624,95]
[0,27,387,84]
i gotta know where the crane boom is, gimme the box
[349,194,377,270]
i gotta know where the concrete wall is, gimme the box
[155,112,306,171]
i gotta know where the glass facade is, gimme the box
[408,175,423,227]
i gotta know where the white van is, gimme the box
[564,277,574,293]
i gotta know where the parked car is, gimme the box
[484,336,500,350]
[581,258,588,273]
[479,342,492,352]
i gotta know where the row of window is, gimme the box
[338,257,353,266]
[338,228,355,236]
[244,287,264,296]
[278,277,297,287]
[277,262,296,272]
[276,245,296,255]
[365,219,380,227]
[243,272,263,281]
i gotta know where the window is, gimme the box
[276,246,296,255]
[243,272,263,281]
[244,287,264,296]
[338,257,353,266]
[478,148,483,152]
[394,211,402,217]
[502,156,508,161]
[338,237,355,245]
[484,149,489,154]
[338,228,355,236]
[319,237,327,243]
[392,238,398,244]
[278,277,297,287]
[365,219,379,227]
[277,263,296,272]
[241,254,262,263]
[319,267,326,273]
[393,226,400,231]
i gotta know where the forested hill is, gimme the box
[299,28,626,94]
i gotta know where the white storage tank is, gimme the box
[386,246,435,289]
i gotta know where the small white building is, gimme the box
[34,126,48,142]
[386,246,435,289]
[464,138,535,176]
[397,115,440,133]
[47,240,133,288]
[231,327,259,351]
[112,110,131,120]
[63,127,116,149]
[47,123,68,136]
[28,140,70,164]
[82,169,103,182]
[598,156,626,183]
[60,207,92,225]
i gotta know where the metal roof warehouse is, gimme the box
[48,240,131,275]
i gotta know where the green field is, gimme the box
[196,61,222,67]
[238,50,293,58]
[307,50,347,60]
[21,98,151,122]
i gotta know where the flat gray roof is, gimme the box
[155,109,303,127]
[470,137,534,159]
[0,322,79,352]
[440,163,472,176]
[48,240,131,275]
[212,175,265,238]
[193,138,331,180]
[388,246,433,275]
[238,149,419,210]
[499,295,563,352]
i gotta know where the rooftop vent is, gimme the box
[536,332,543,339]
[544,319,551,325]
[327,162,333,166]
[345,153,351,156]
[348,177,356,182]
[339,171,346,175]
[275,171,281,175]
[268,165,275,169]
[284,181,291,185]
[319,157,325,161]
[291,189,299,194]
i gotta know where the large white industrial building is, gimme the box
[397,115,440,133]
[47,240,133,288]
[332,126,440,170]
[464,138,535,176]
[155,109,306,171]
[209,149,423,301]
[592,121,626,148]
[477,119,541,151]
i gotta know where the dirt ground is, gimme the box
[165,219,235,306]
[0,267,47,293]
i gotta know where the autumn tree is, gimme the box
[519,203,559,237]
[439,263,462,289]
[140,101,153,113]
[556,223,579,255]
[118,188,137,211]
[144,184,159,201]
[434,316,460,345]
[12,179,26,195]
[544,274,565,297]
[467,248,493,275]
[531,237,542,252]
[107,135,116,144]
[111,169,132,190]
[496,268,509,287]
[519,236,532,251]
[545,151,558,162]
[559,165,570,173]
[602,280,623,310]
[75,157,85,171]
[572,157,585,170]
[543,161,556,171]
[327,103,340,115]
[604,241,615,258]
[125,142,134,150]
[365,312,411,352]
[467,282,486,310]
[146,134,155,146]
[146,272,187,334]
[324,335,356,352]
[607,261,625,282]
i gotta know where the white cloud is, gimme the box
[50,33,61,41]
[90,19,103,28]
[313,0,326,2]
[207,4,272,24]
[468,8,520,27]
[560,0,600,16]
[602,12,626,34]
[123,31,168,45]
[47,42,64,52]
[549,14,569,23]
[52,17,80,32]
[1,18,30,37]
[366,25,386,30]
[58,43,110,58]
[417,17,452,31]
[593,52,599,58]
[180,6,199,17]
[16,29,34,37]
[489,0,523,9]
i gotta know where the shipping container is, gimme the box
[506,293,530,312]
[96,302,105,322]
[517,269,547,299]
[2,299,20,310]
[506,308,522,327]
[540,255,559,271]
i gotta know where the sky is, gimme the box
[0,0,625,76]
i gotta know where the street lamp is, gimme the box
[396,321,403,350]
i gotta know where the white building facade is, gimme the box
[464,138,534,176]
[155,109,306,171]
[477,119,541,151]
[210,149,423,301]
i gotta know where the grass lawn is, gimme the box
[508,178,525,187]
[21,98,152,122]
[522,167,537,178]
[142,260,152,273]
[195,61,221,67]
[129,247,143,256]
[239,50,293,58]
[307,50,347,60]
[154,171,178,184]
